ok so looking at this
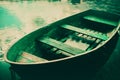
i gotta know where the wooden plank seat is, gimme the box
[39,37,85,56]
[61,25,108,41]
[83,15,118,27]
[16,52,48,63]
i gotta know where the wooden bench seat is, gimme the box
[16,52,47,63]
[61,25,108,41]
[83,15,117,27]
[39,37,84,55]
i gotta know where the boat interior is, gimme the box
[6,10,120,63]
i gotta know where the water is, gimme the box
[0,61,11,80]
[0,7,22,29]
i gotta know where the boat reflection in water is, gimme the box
[4,9,120,80]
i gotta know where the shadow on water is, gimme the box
[94,35,120,80]
[0,7,22,29]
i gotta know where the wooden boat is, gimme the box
[4,9,120,80]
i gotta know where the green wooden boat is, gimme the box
[4,9,120,80]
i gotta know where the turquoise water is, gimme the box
[0,61,11,80]
[0,7,22,29]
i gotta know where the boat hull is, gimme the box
[10,33,119,80]
[4,9,120,80]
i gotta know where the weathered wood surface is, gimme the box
[16,52,47,63]
[61,25,108,40]
[39,37,85,55]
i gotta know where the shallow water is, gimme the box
[0,7,22,29]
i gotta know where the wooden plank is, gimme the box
[83,15,117,27]
[16,52,48,63]
[86,39,102,51]
[39,37,85,55]
[16,56,34,63]
[51,48,73,57]
[61,25,108,41]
